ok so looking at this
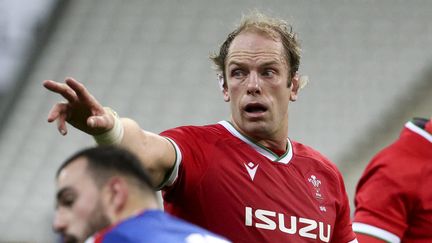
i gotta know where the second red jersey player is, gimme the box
[353,118,432,242]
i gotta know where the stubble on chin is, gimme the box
[64,204,111,243]
[62,234,79,243]
[82,205,111,242]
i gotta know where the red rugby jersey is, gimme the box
[353,120,432,242]
[161,121,356,243]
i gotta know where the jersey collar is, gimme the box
[218,120,293,164]
[405,120,432,143]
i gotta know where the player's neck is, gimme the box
[258,139,288,155]
[250,127,288,152]
[229,119,288,151]
[269,146,287,157]
[114,196,159,223]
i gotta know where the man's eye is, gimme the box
[231,69,245,78]
[60,196,75,207]
[262,69,275,77]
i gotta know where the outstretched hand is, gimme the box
[43,77,115,136]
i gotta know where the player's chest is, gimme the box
[202,146,337,216]
[196,147,337,242]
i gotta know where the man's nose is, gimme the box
[53,210,67,233]
[246,72,261,95]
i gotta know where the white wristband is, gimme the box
[93,107,124,145]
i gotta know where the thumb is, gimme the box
[87,113,114,131]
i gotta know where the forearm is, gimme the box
[94,116,175,187]
[120,118,176,186]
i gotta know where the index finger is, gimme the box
[65,78,100,104]
[43,80,78,103]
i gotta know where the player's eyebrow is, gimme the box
[227,60,243,67]
[227,60,282,67]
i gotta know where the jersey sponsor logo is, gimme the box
[244,162,259,181]
[245,206,331,242]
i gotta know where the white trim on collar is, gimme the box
[405,121,432,143]
[218,120,293,164]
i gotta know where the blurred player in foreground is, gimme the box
[53,146,229,243]
[353,117,432,242]
[45,10,357,243]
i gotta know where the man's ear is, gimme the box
[223,87,230,102]
[105,177,128,214]
[218,74,230,102]
[289,73,300,101]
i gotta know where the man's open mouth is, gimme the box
[244,103,268,114]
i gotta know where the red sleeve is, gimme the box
[160,126,210,194]
[159,125,221,224]
[353,149,414,240]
